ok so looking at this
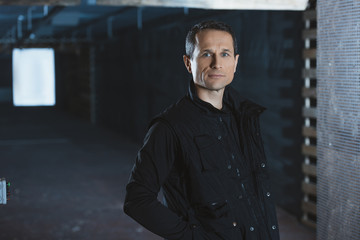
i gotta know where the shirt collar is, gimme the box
[187,80,230,115]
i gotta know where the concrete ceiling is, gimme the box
[0,0,307,46]
[97,0,308,10]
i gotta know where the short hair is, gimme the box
[185,20,238,59]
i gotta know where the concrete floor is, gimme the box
[0,106,316,240]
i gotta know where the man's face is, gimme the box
[184,29,239,92]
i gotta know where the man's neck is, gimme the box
[195,85,225,110]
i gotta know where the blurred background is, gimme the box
[2,0,357,239]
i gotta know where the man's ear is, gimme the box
[183,55,192,74]
[234,54,239,73]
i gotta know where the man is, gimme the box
[124,20,279,240]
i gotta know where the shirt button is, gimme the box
[218,135,222,140]
[219,117,223,122]
[266,192,271,197]
[272,225,277,230]
[238,195,243,199]
[231,154,235,159]
[250,226,255,231]
[228,165,232,169]
[190,224,198,229]
[261,163,266,168]
[233,222,237,227]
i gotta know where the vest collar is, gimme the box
[188,80,266,117]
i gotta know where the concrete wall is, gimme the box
[94,10,304,217]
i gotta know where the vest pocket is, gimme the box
[195,200,234,232]
[194,135,226,172]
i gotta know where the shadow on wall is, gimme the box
[0,53,12,104]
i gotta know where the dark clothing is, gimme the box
[124,81,280,240]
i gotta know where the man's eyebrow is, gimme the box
[201,49,214,52]
[200,48,233,52]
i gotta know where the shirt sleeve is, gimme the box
[123,121,192,240]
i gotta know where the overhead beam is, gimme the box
[0,0,80,5]
[54,7,133,39]
[16,6,65,45]
[108,9,234,39]
[97,0,308,10]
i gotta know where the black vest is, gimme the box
[151,86,280,240]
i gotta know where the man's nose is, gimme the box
[210,55,222,69]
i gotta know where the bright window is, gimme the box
[12,48,55,106]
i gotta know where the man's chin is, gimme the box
[205,82,230,91]
[203,85,226,93]
[195,81,230,92]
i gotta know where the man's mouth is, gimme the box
[208,74,225,78]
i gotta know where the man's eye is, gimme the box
[222,52,230,57]
[202,52,211,57]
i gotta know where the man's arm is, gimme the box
[123,121,192,240]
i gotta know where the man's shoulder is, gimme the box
[225,85,266,116]
[149,95,197,128]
